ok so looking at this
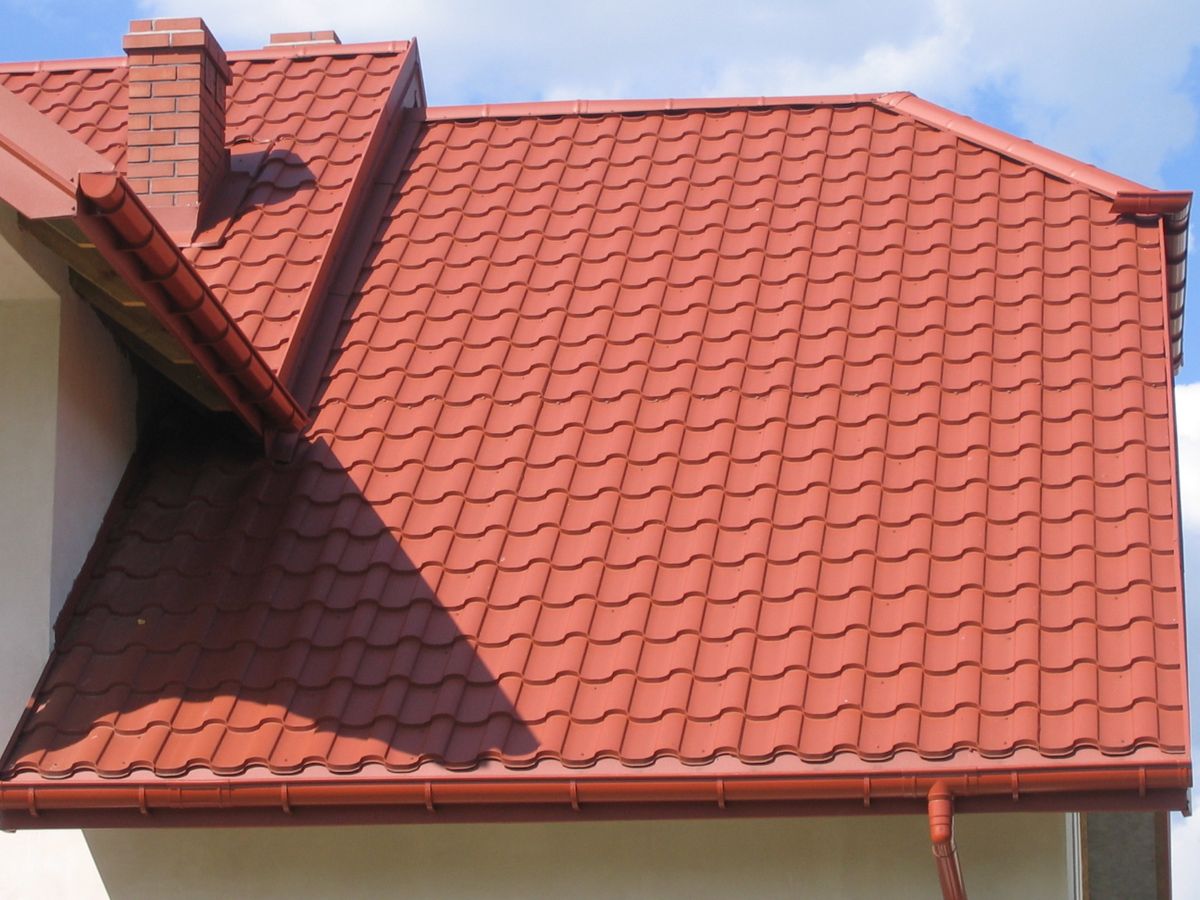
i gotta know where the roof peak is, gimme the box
[424,94,882,122]
[426,90,1154,200]
[874,91,1150,199]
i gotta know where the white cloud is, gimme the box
[141,0,1200,185]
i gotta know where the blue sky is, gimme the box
[2,0,1199,891]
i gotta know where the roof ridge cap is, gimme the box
[271,38,425,409]
[873,91,1148,198]
[0,38,412,75]
[0,56,126,74]
[424,93,882,122]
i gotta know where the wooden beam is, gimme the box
[19,215,143,307]
[71,272,191,365]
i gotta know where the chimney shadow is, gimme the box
[8,413,540,777]
[196,143,320,241]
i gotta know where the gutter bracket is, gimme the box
[929,781,967,900]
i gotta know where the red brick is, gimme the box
[148,144,200,161]
[150,79,201,98]
[149,111,200,130]
[167,31,208,50]
[153,17,206,33]
[128,63,183,82]
[133,96,180,114]
[127,129,177,147]
[149,175,200,194]
[267,30,340,45]
[171,128,201,145]
[122,33,171,51]
[128,160,178,178]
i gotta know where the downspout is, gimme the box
[928,781,967,900]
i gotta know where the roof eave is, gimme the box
[73,173,307,434]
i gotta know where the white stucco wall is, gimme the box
[0,294,60,730]
[49,267,138,622]
[72,812,1075,900]
[0,205,136,736]
[0,205,135,900]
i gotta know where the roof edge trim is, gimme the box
[74,172,307,434]
[274,37,425,391]
[424,94,882,122]
[0,56,126,74]
[874,92,1149,198]
[0,84,115,219]
[0,762,1188,827]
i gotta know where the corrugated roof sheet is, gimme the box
[0,93,1188,783]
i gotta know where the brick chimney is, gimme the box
[123,18,231,240]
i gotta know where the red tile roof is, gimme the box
[0,41,423,378]
[0,41,1190,822]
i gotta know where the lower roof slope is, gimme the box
[1,100,1189,793]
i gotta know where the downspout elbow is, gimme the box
[929,781,967,900]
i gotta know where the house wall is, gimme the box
[67,812,1077,900]
[0,205,136,740]
[0,207,135,900]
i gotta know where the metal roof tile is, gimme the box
[0,83,1188,804]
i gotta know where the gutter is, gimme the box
[74,172,308,434]
[0,762,1188,826]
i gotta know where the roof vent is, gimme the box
[122,18,231,242]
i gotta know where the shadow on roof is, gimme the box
[4,423,540,778]
[197,144,321,241]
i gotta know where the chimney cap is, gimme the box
[269,30,342,47]
[123,18,230,78]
